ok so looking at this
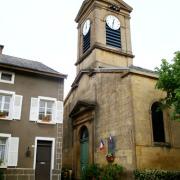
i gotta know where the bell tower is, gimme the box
[75,0,134,73]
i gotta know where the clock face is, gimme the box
[83,19,91,36]
[106,15,120,30]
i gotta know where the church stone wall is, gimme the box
[94,73,136,171]
[63,72,137,172]
[63,74,96,168]
[131,74,180,170]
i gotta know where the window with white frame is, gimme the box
[0,134,19,168]
[39,100,53,121]
[29,96,63,124]
[0,71,15,84]
[0,90,23,120]
[0,137,7,165]
[0,94,11,118]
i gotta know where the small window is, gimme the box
[80,126,89,141]
[151,102,165,143]
[0,71,15,84]
[0,94,12,118]
[39,100,53,122]
[1,73,12,81]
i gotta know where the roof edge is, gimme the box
[0,63,67,79]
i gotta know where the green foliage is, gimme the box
[0,171,3,180]
[81,164,101,180]
[0,160,3,180]
[101,164,123,180]
[61,168,71,180]
[81,164,123,180]
[134,169,180,180]
[156,51,180,121]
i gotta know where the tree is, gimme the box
[156,51,180,121]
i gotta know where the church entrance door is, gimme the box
[80,126,89,174]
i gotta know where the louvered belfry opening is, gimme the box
[83,30,91,53]
[106,24,121,48]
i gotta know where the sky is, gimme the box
[0,0,180,97]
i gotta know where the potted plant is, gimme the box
[0,112,6,118]
[106,153,115,163]
[0,159,3,180]
[42,115,51,122]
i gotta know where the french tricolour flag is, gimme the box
[99,139,105,151]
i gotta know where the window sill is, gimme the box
[0,80,14,84]
[0,165,7,169]
[37,120,56,125]
[0,117,12,121]
[153,142,171,148]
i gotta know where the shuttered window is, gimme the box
[83,30,91,53]
[0,90,23,120]
[30,96,63,124]
[0,134,19,168]
[106,24,121,48]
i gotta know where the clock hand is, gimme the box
[112,19,115,28]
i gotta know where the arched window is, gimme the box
[80,126,89,174]
[80,126,89,141]
[151,102,165,142]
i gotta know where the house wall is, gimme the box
[0,67,64,180]
[131,74,180,170]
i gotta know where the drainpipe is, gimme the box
[0,45,4,54]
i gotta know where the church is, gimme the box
[62,0,180,179]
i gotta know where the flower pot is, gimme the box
[42,116,51,122]
[106,155,115,163]
[0,112,6,118]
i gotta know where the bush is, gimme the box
[81,164,123,180]
[134,169,180,180]
[0,160,3,180]
[81,164,101,180]
[101,164,123,180]
[0,171,3,180]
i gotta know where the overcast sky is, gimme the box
[0,0,180,97]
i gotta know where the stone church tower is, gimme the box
[63,0,180,179]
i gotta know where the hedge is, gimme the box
[0,171,3,180]
[134,169,180,180]
[81,164,123,180]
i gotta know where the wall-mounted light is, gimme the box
[25,146,31,158]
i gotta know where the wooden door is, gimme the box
[80,127,89,174]
[35,140,52,180]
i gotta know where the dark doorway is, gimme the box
[35,140,52,180]
[80,126,89,175]
[151,102,165,142]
